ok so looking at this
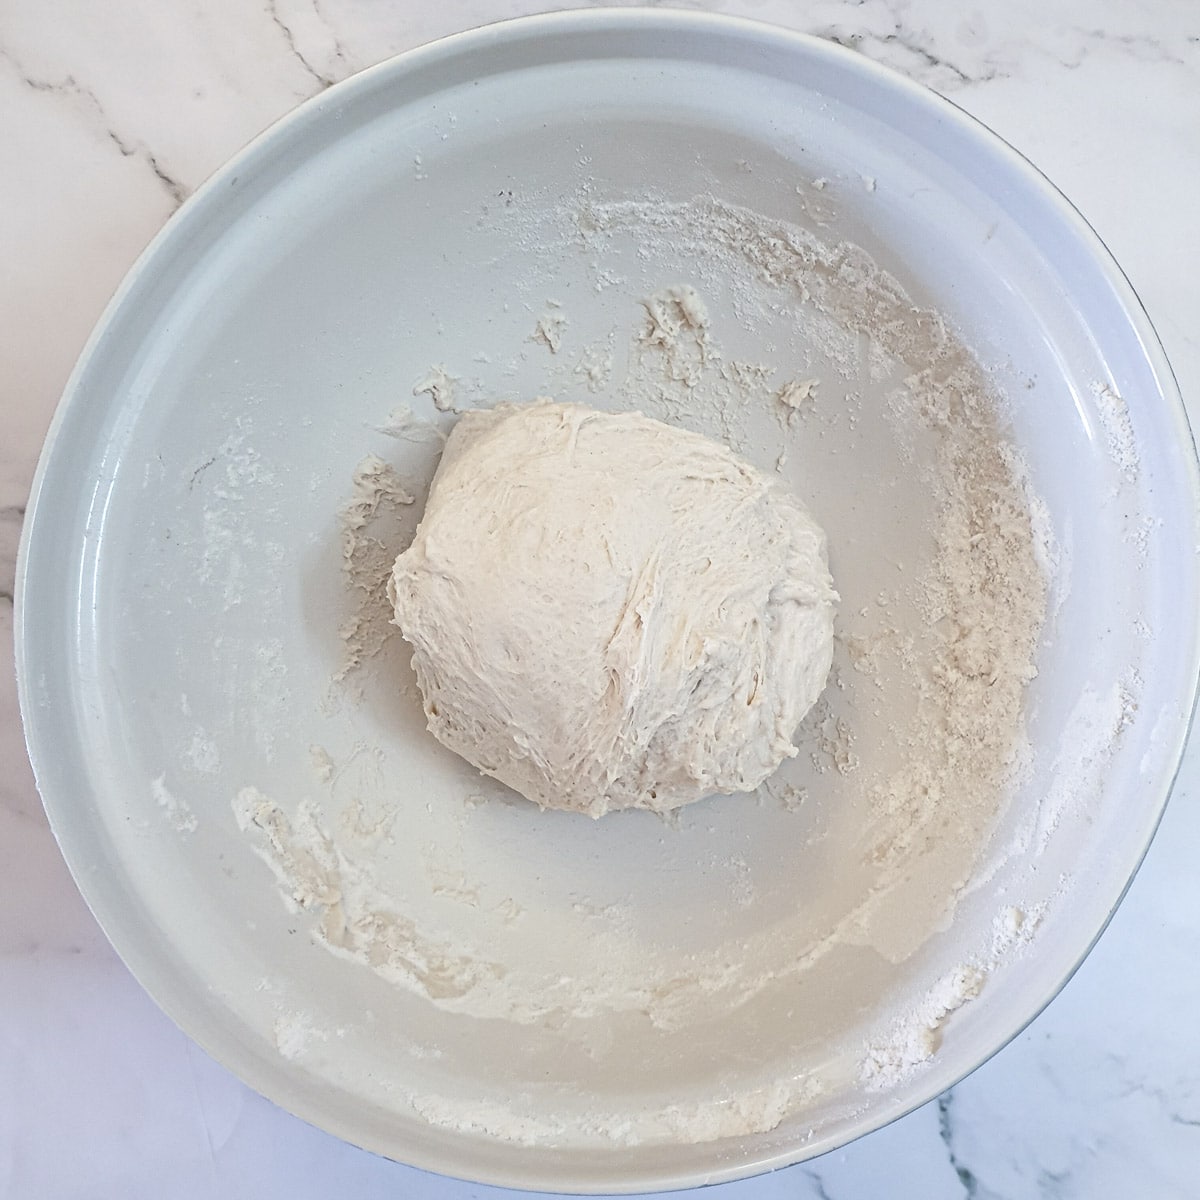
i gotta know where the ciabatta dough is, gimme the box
[389,401,837,817]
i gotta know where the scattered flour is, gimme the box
[274,1010,328,1060]
[990,903,1045,957]
[194,421,279,610]
[862,964,985,1087]
[233,783,893,1032]
[152,774,197,835]
[224,192,1141,1148]
[184,730,220,775]
[399,1075,825,1148]
[575,343,614,391]
[377,404,447,444]
[861,900,1047,1087]
[1030,679,1140,854]
[309,744,335,784]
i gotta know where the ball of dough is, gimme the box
[389,401,837,817]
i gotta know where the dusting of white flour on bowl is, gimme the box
[1091,380,1139,485]
[152,774,197,835]
[219,192,1138,1148]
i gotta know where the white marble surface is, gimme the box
[2,1,1199,1196]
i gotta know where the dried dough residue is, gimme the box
[335,455,414,684]
[1091,380,1139,485]
[412,365,457,413]
[533,301,568,353]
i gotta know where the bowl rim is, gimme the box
[15,6,1200,1194]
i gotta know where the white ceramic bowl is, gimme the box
[16,10,1200,1193]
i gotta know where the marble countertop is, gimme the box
[2,2,1198,1196]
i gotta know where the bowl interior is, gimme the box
[17,12,1200,1193]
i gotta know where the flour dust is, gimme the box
[224,192,1122,1145]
